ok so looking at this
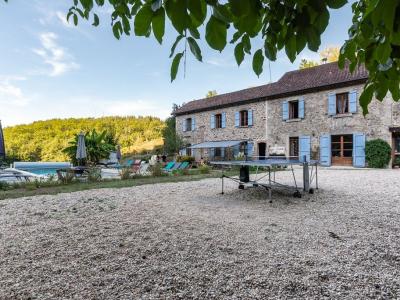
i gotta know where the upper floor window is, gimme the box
[215,113,222,128]
[183,117,195,132]
[336,93,349,114]
[289,101,299,119]
[185,118,192,131]
[328,91,357,116]
[211,113,226,129]
[240,110,248,127]
[283,98,304,121]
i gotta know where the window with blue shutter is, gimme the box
[191,118,196,131]
[320,135,331,166]
[282,101,289,120]
[248,110,253,126]
[235,112,240,127]
[353,133,366,167]
[209,148,215,160]
[221,147,225,159]
[222,112,226,128]
[182,120,186,132]
[299,136,311,162]
[328,93,336,115]
[299,98,305,119]
[233,144,240,157]
[210,114,215,129]
[349,90,357,113]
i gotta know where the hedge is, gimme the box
[365,139,391,168]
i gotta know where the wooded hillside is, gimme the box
[3,116,165,162]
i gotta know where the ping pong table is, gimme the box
[210,157,319,199]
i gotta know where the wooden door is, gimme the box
[331,135,353,165]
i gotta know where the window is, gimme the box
[395,137,400,153]
[215,147,222,157]
[185,118,192,131]
[240,110,248,127]
[336,93,349,114]
[186,146,192,156]
[289,101,299,119]
[289,137,299,158]
[215,113,222,129]
[331,134,353,165]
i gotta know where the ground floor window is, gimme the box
[215,147,222,157]
[289,137,299,158]
[186,145,192,156]
[395,137,400,153]
[331,134,353,165]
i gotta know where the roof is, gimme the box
[189,140,244,149]
[174,62,368,116]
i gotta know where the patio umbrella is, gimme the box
[0,120,5,161]
[76,132,87,166]
[116,145,122,161]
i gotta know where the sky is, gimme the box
[0,1,354,127]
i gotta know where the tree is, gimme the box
[206,90,218,98]
[63,129,117,165]
[299,46,340,69]
[5,0,400,113]
[162,116,184,155]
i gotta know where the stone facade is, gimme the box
[176,102,267,160]
[176,82,400,165]
[267,84,398,159]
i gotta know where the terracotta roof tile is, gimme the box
[174,62,368,116]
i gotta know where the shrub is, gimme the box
[120,167,133,180]
[150,163,164,177]
[176,155,195,163]
[0,181,10,191]
[87,168,102,182]
[199,164,210,174]
[365,139,391,168]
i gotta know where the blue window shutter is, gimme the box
[247,142,254,159]
[299,136,311,162]
[320,135,331,166]
[299,98,305,119]
[222,112,226,128]
[328,93,336,115]
[282,101,289,120]
[210,114,215,129]
[179,148,185,155]
[233,144,240,157]
[182,120,186,132]
[349,90,357,113]
[221,147,225,158]
[235,111,240,127]
[353,133,366,167]
[248,109,253,126]
[191,117,196,131]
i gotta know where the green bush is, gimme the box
[176,155,195,163]
[365,139,392,168]
[394,156,400,166]
[120,167,132,180]
[199,164,210,174]
[87,168,102,182]
[0,181,10,191]
[150,163,164,177]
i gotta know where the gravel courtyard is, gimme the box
[1,168,399,299]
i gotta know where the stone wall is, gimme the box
[266,84,397,158]
[176,102,267,159]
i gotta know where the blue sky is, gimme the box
[0,1,353,127]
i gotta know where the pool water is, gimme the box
[21,169,59,176]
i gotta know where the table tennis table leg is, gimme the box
[315,163,319,190]
[221,175,224,195]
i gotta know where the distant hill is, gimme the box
[3,116,165,162]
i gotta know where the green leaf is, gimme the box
[306,27,321,51]
[188,0,207,25]
[326,0,348,9]
[171,52,184,82]
[285,35,297,62]
[170,35,184,58]
[152,7,165,44]
[112,21,122,39]
[165,0,189,34]
[242,34,251,54]
[228,0,250,17]
[121,15,131,35]
[252,49,264,77]
[205,15,227,52]
[264,41,277,61]
[234,42,245,65]
[73,14,78,26]
[187,37,202,61]
[134,5,153,36]
[92,13,99,26]
[359,83,374,115]
[189,27,200,39]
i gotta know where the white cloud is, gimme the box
[0,76,31,108]
[33,32,79,77]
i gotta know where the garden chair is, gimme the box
[178,161,190,169]
[163,162,175,171]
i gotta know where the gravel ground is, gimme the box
[0,168,400,299]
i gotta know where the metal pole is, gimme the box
[221,175,224,195]
[303,157,310,193]
[315,163,319,190]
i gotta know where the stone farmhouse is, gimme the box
[174,62,400,167]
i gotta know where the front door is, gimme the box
[331,134,353,165]
[289,137,299,159]
[258,142,266,160]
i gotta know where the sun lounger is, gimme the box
[169,162,182,171]
[178,161,190,169]
[163,162,175,171]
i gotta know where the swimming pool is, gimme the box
[13,162,72,177]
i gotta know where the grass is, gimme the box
[0,170,237,201]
